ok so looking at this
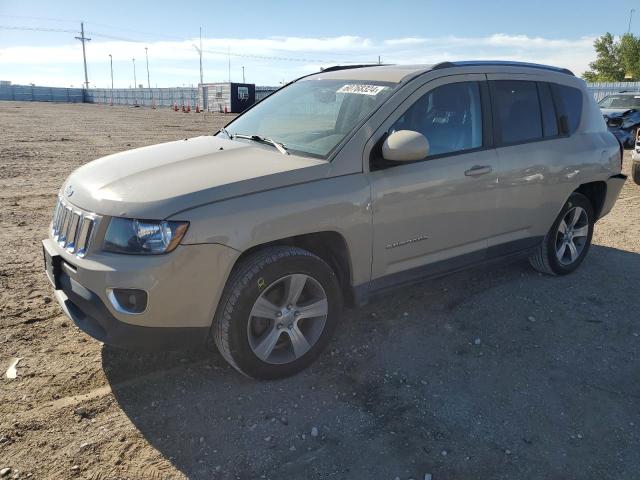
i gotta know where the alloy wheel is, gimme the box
[555,206,589,265]
[247,274,328,364]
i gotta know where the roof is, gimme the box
[307,64,434,83]
[302,61,574,84]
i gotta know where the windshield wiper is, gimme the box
[233,133,289,155]
[219,127,233,139]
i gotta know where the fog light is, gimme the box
[107,288,148,314]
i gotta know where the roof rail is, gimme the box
[433,60,574,76]
[320,64,386,73]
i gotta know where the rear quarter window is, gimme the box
[550,84,583,135]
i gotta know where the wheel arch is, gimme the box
[231,231,356,306]
[574,181,607,219]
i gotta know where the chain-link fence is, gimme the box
[3,82,638,107]
[586,82,640,102]
[0,84,84,102]
[85,88,199,108]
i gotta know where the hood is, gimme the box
[601,107,637,116]
[61,135,329,219]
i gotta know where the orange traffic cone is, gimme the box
[173,102,178,112]
[182,104,186,112]
[195,104,201,113]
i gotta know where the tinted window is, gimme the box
[551,84,583,135]
[538,82,559,137]
[391,81,482,156]
[491,80,542,144]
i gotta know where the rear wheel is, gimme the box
[633,162,640,185]
[529,193,594,275]
[212,246,342,379]
[629,127,639,149]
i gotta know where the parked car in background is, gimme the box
[43,61,626,379]
[599,92,640,148]
[632,131,640,184]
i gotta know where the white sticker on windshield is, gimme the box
[337,84,388,96]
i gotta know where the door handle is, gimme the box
[464,165,493,177]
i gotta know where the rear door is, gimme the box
[367,75,500,282]
[486,76,566,253]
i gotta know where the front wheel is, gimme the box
[529,192,594,275]
[211,246,342,379]
[633,162,640,185]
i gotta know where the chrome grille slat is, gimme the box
[63,207,73,246]
[51,197,97,257]
[57,207,70,245]
[52,200,62,236]
[65,212,80,252]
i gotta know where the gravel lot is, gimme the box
[1,101,639,480]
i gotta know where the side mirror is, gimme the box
[382,130,429,162]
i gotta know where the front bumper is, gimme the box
[43,238,240,350]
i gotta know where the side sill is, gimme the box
[352,237,542,307]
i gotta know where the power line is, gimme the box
[0,14,79,24]
[0,24,375,64]
[0,25,76,33]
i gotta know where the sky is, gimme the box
[0,0,639,88]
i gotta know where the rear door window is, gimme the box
[550,84,583,135]
[490,80,543,145]
[537,82,559,138]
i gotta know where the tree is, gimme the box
[619,33,640,79]
[583,33,625,82]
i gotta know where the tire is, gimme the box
[633,162,640,186]
[529,192,594,275]
[211,245,342,379]
[628,127,639,149]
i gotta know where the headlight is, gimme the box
[103,218,189,254]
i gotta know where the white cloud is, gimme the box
[0,33,597,87]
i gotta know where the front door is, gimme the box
[368,75,500,283]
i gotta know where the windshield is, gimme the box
[220,79,396,158]
[598,94,640,109]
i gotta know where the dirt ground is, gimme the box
[0,101,639,480]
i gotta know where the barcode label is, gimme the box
[337,84,388,96]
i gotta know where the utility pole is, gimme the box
[199,27,204,86]
[75,22,91,90]
[629,8,636,34]
[242,66,245,83]
[132,58,137,87]
[108,54,113,89]
[192,28,204,86]
[145,47,151,89]
[378,55,381,65]
[108,54,113,105]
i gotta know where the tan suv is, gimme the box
[43,61,626,379]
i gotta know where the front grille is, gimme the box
[51,198,97,257]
